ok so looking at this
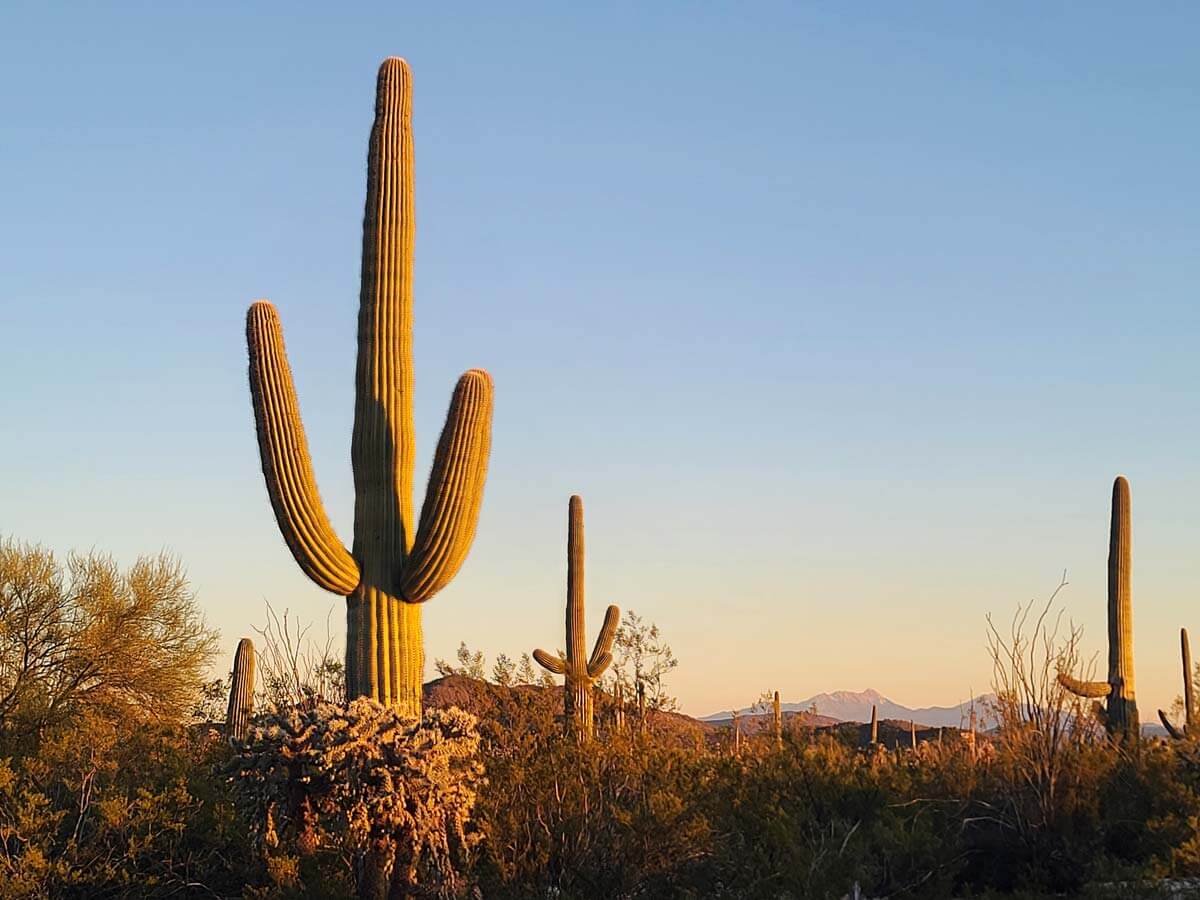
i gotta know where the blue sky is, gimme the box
[2,2,1199,717]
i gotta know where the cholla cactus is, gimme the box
[231,699,483,897]
[1159,628,1194,740]
[1058,476,1139,738]
[773,690,782,749]
[245,58,493,717]
[533,496,619,740]
[225,637,255,743]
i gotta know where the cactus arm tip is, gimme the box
[533,647,566,675]
[587,604,620,673]
[399,370,494,603]
[1057,671,1112,699]
[246,301,360,596]
[1159,709,1186,740]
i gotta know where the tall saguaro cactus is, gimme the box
[1159,628,1194,740]
[1059,476,1138,737]
[225,638,255,743]
[533,496,619,740]
[245,59,493,717]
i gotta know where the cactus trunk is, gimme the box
[1106,475,1137,735]
[533,496,620,741]
[225,638,255,743]
[870,704,878,745]
[1057,476,1139,739]
[773,690,782,749]
[245,58,493,717]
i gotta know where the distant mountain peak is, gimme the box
[702,688,994,730]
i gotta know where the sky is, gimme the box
[2,2,1199,719]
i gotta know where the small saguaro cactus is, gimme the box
[773,690,782,749]
[1159,628,1194,740]
[910,719,917,751]
[533,496,620,740]
[1058,476,1138,738]
[225,638,255,743]
[613,683,626,732]
[869,704,879,745]
[245,58,493,717]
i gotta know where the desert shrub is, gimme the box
[0,541,219,750]
[0,710,253,898]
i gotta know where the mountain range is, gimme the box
[702,688,994,730]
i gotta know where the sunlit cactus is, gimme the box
[245,58,493,716]
[613,683,626,733]
[869,704,878,745]
[910,719,917,751]
[1058,476,1138,738]
[1159,627,1194,740]
[533,496,619,740]
[773,690,782,749]
[225,638,255,743]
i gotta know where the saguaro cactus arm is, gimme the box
[1158,627,1194,740]
[1159,709,1186,740]
[246,302,360,595]
[400,370,494,602]
[1058,672,1112,699]
[587,605,619,678]
[532,648,566,674]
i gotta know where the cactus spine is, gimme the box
[1159,628,1194,740]
[773,690,782,749]
[245,59,493,716]
[533,496,619,740]
[1058,476,1138,737]
[225,638,255,742]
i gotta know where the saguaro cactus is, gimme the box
[1058,476,1138,737]
[533,496,619,740]
[225,638,255,742]
[245,58,493,716]
[773,690,782,749]
[869,704,879,745]
[910,719,917,751]
[1159,628,1194,740]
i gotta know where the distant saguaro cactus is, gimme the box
[533,496,619,740]
[1159,628,1194,740]
[773,690,782,749]
[613,683,626,733]
[245,58,493,717]
[1058,476,1138,738]
[910,719,917,751]
[225,638,255,743]
[869,704,878,745]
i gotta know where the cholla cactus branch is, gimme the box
[1058,476,1138,737]
[225,637,255,743]
[533,496,619,740]
[245,59,494,716]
